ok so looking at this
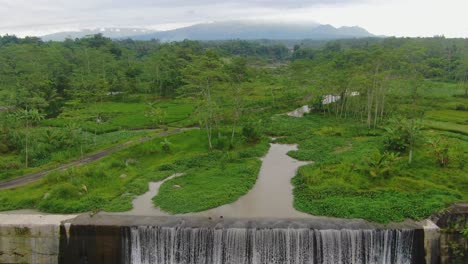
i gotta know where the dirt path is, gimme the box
[0,128,192,190]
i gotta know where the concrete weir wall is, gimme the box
[0,212,466,264]
[0,214,77,264]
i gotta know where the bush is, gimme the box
[160,138,171,153]
[109,159,126,169]
[383,118,422,154]
[0,161,21,170]
[428,138,451,167]
[316,126,343,136]
[48,183,82,200]
[383,126,409,152]
[455,104,466,111]
[0,143,9,153]
[158,163,176,171]
[242,125,260,143]
[363,151,399,179]
[214,136,229,150]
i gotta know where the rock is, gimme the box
[125,159,137,166]
[119,174,127,178]
[287,105,311,117]
[173,185,181,189]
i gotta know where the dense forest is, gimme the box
[0,35,466,113]
[0,34,467,224]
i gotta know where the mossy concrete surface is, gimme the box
[0,214,77,264]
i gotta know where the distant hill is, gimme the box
[41,21,375,42]
[41,28,158,41]
[129,21,375,41]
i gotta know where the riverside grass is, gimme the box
[0,56,466,223]
[266,113,466,223]
[0,129,269,214]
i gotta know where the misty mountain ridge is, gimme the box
[129,21,374,41]
[41,21,375,41]
[41,28,158,41]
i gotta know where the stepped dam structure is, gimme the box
[1,205,466,264]
[60,215,426,264]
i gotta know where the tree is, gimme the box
[404,118,423,164]
[9,109,44,167]
[181,50,226,149]
[456,45,468,97]
[225,57,249,144]
[383,117,423,164]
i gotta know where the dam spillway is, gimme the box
[123,226,420,264]
[56,215,426,264]
[2,207,467,263]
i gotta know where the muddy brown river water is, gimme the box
[192,144,311,218]
[109,143,311,218]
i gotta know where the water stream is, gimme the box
[191,144,310,218]
[113,143,310,218]
[124,173,184,216]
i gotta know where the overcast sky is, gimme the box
[0,0,466,37]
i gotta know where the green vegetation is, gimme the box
[42,101,194,132]
[0,129,267,213]
[0,34,467,223]
[154,142,268,213]
[266,114,466,223]
[0,128,149,180]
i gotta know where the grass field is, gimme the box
[267,76,467,223]
[42,100,195,133]
[0,129,150,181]
[154,142,269,213]
[425,110,468,135]
[0,129,269,214]
[265,112,467,223]
[1,98,195,181]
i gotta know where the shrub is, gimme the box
[428,138,451,167]
[363,151,399,179]
[214,136,229,150]
[0,143,9,153]
[48,183,82,200]
[158,163,176,171]
[316,126,343,136]
[383,125,409,152]
[383,118,423,156]
[242,125,260,143]
[109,159,126,169]
[0,161,21,170]
[455,104,466,111]
[160,138,171,153]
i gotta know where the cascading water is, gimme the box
[123,226,419,264]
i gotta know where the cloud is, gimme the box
[0,0,466,37]
[0,0,364,35]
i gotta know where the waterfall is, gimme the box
[123,227,418,264]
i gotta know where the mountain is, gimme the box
[129,21,375,41]
[41,28,158,41]
[40,22,375,42]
